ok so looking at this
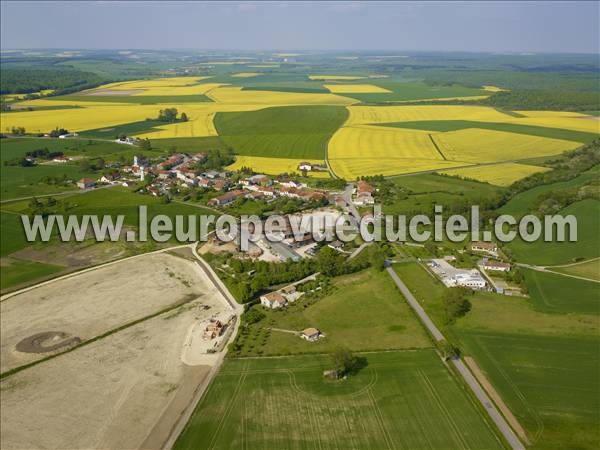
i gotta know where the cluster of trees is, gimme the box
[482,90,600,112]
[157,108,188,123]
[27,148,64,159]
[10,126,26,136]
[49,127,69,138]
[194,148,235,171]
[209,244,389,303]
[442,287,472,324]
[330,347,363,379]
[0,68,105,95]
[79,158,105,172]
[27,197,68,218]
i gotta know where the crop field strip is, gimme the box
[215,105,348,160]
[174,351,503,450]
[440,163,551,186]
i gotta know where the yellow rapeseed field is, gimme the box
[344,105,510,126]
[433,129,580,163]
[227,156,329,177]
[309,75,366,81]
[439,163,551,186]
[330,158,468,179]
[205,86,355,106]
[324,84,392,94]
[231,73,260,78]
[327,125,466,178]
[1,103,161,134]
[482,85,507,92]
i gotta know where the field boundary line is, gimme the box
[464,357,531,445]
[428,133,447,160]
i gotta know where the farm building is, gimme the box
[77,178,96,189]
[260,291,287,309]
[208,190,244,206]
[301,328,322,341]
[298,161,314,171]
[471,241,498,255]
[429,259,487,289]
[482,258,511,272]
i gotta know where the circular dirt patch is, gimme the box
[16,331,81,354]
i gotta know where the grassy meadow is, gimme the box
[234,269,431,357]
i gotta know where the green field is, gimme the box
[234,269,431,356]
[175,350,503,450]
[384,173,505,216]
[0,137,157,199]
[457,331,600,450]
[0,257,64,290]
[523,268,600,314]
[340,81,488,103]
[379,120,598,143]
[498,165,599,217]
[551,258,600,281]
[78,119,168,138]
[214,105,348,159]
[506,199,600,265]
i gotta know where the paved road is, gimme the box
[386,267,445,342]
[516,261,599,284]
[385,265,525,450]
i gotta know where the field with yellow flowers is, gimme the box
[1,76,597,181]
[227,156,329,177]
[440,163,551,186]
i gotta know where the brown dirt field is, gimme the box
[83,89,144,96]
[464,356,531,445]
[0,300,216,450]
[1,252,207,372]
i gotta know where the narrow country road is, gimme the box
[385,265,525,450]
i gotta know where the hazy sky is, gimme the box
[1,1,598,53]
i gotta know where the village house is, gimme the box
[196,177,212,188]
[277,178,304,189]
[98,172,120,183]
[76,178,96,189]
[203,170,220,179]
[260,291,287,309]
[52,155,70,163]
[471,241,499,255]
[482,258,511,272]
[298,161,313,171]
[157,170,172,180]
[301,328,322,341]
[213,178,230,191]
[244,174,270,186]
[208,190,244,206]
